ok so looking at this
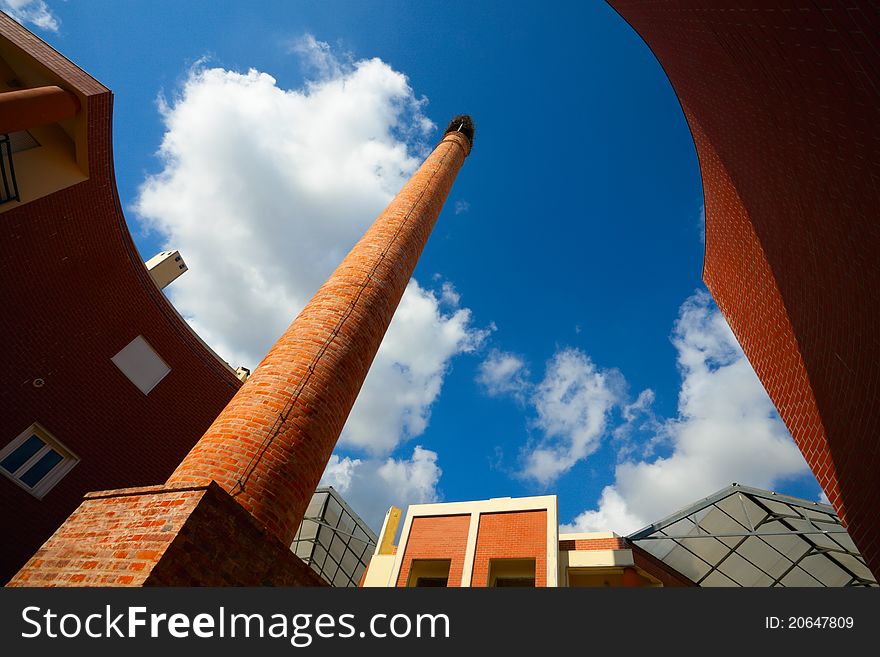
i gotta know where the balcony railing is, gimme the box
[0,133,20,205]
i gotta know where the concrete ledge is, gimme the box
[559,531,619,541]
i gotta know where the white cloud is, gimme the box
[621,389,655,424]
[320,446,442,531]
[440,281,460,307]
[561,487,644,536]
[136,36,483,459]
[339,279,488,455]
[523,349,625,485]
[612,388,663,460]
[697,202,706,243]
[476,349,530,400]
[562,290,811,535]
[477,346,628,484]
[288,34,346,79]
[1,0,59,31]
[454,200,470,215]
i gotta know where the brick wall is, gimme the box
[7,483,325,587]
[396,515,471,587]
[558,537,627,552]
[471,510,548,587]
[610,1,880,577]
[0,15,241,584]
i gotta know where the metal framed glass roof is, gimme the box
[290,487,378,588]
[627,484,877,587]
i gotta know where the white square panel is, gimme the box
[111,335,171,395]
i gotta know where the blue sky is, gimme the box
[8,0,823,532]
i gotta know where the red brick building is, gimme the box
[357,495,697,588]
[610,1,880,577]
[0,12,242,584]
[362,486,875,587]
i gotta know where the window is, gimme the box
[0,423,78,498]
[407,560,452,587]
[111,335,171,394]
[415,577,449,587]
[488,558,536,587]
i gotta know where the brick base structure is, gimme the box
[6,483,325,587]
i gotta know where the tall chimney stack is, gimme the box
[167,117,475,544]
[8,117,474,586]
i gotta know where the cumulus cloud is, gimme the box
[136,37,484,464]
[561,290,811,535]
[340,279,488,455]
[137,37,433,368]
[477,346,627,484]
[1,0,59,31]
[476,349,530,400]
[320,446,442,531]
[523,349,625,484]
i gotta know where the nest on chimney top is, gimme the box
[444,114,475,146]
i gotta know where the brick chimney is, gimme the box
[8,118,474,586]
[166,118,474,545]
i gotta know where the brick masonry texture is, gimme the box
[167,131,472,548]
[7,482,325,586]
[471,511,548,587]
[397,515,471,587]
[610,1,880,578]
[558,537,627,552]
[0,15,241,584]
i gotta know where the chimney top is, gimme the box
[444,114,475,148]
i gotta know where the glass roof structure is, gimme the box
[290,487,377,588]
[628,484,877,587]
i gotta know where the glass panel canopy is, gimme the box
[290,486,378,587]
[628,485,877,587]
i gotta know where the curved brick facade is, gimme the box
[167,130,472,546]
[610,1,880,576]
[0,15,241,583]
